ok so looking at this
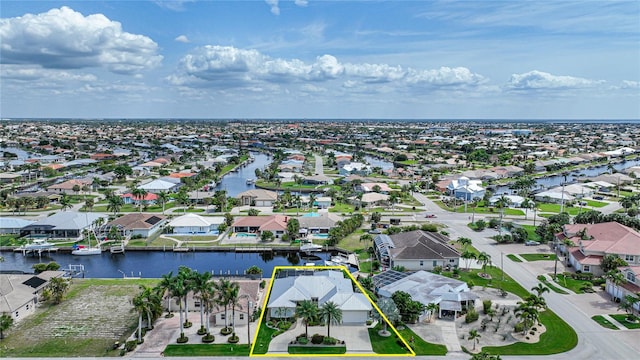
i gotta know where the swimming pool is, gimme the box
[302,212,321,217]
[236,232,257,238]
[313,233,329,239]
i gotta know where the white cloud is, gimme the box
[175,35,190,43]
[1,65,97,82]
[506,70,603,90]
[295,0,309,7]
[0,6,162,74]
[265,0,280,15]
[619,80,639,89]
[168,45,487,95]
[153,1,195,12]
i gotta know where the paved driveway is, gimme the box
[267,319,373,354]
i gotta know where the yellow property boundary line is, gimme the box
[249,265,415,357]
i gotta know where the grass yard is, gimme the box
[367,324,412,355]
[443,266,528,299]
[537,203,582,216]
[399,326,447,355]
[609,314,640,329]
[553,274,593,294]
[585,200,608,208]
[483,309,577,355]
[163,344,250,356]
[519,253,557,261]
[520,225,542,241]
[336,228,366,251]
[506,254,523,262]
[329,202,356,213]
[591,315,619,330]
[536,275,569,295]
[288,345,346,354]
[251,320,278,355]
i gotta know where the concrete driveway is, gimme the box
[267,319,373,354]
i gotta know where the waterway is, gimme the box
[492,158,640,195]
[214,152,272,197]
[0,249,344,278]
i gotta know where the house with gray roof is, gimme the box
[20,211,107,239]
[373,270,479,320]
[0,217,35,234]
[0,271,65,323]
[267,270,372,324]
[374,230,460,271]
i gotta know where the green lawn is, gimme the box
[288,345,346,354]
[519,253,557,262]
[536,275,569,295]
[520,225,542,241]
[164,344,250,356]
[251,320,278,355]
[609,314,640,329]
[537,204,582,215]
[483,310,577,355]
[443,263,529,299]
[506,254,523,262]
[329,202,356,213]
[399,326,447,355]
[585,200,608,208]
[591,315,619,330]
[553,274,593,294]
[367,324,412,355]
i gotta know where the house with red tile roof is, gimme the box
[231,215,288,239]
[559,222,640,276]
[120,192,158,205]
[47,178,91,194]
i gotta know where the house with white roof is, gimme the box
[267,270,372,324]
[138,179,180,193]
[168,213,223,234]
[446,177,485,201]
[339,162,372,176]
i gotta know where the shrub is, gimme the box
[323,337,338,345]
[311,334,324,344]
[366,319,373,325]
[433,265,443,274]
[278,321,292,331]
[125,340,137,352]
[298,337,309,345]
[465,308,479,323]
[260,280,266,289]
[514,322,525,333]
[483,300,493,314]
[467,280,475,289]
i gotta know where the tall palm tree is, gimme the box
[515,302,539,335]
[375,297,400,334]
[296,300,318,339]
[468,328,481,350]
[606,270,625,301]
[425,302,439,322]
[308,192,317,212]
[158,272,176,315]
[157,191,170,214]
[171,277,188,341]
[215,278,233,331]
[192,271,213,335]
[319,301,342,339]
[457,237,472,251]
[461,250,477,271]
[227,282,240,333]
[59,194,72,211]
[131,292,147,342]
[106,195,123,216]
[178,267,194,327]
[477,252,492,273]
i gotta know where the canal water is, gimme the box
[0,249,341,278]
[215,152,271,197]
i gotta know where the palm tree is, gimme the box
[308,193,317,212]
[531,283,550,298]
[131,188,148,213]
[495,195,511,230]
[515,302,539,335]
[606,270,626,301]
[477,251,492,273]
[158,272,176,315]
[521,198,533,220]
[375,297,400,334]
[106,195,124,216]
[192,271,213,335]
[457,237,472,251]
[461,250,477,271]
[177,267,194,327]
[0,313,13,340]
[468,328,481,350]
[215,278,234,331]
[319,301,342,339]
[470,198,480,222]
[132,292,148,342]
[296,300,318,339]
[172,277,188,342]
[175,191,189,214]
[47,277,70,304]
[157,191,170,214]
[425,302,439,322]
[59,194,72,211]
[227,281,241,333]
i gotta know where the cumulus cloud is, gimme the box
[506,70,603,90]
[175,35,190,43]
[168,45,487,96]
[619,80,639,89]
[265,0,280,15]
[0,6,162,74]
[1,65,97,82]
[295,0,309,6]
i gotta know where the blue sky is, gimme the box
[1,0,638,119]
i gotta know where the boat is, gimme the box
[300,242,323,254]
[246,178,256,185]
[72,231,102,256]
[24,238,55,251]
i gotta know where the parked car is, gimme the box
[525,240,541,246]
[425,214,437,218]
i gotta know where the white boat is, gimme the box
[246,178,256,185]
[72,231,102,256]
[300,242,323,253]
[24,239,54,251]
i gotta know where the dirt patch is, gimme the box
[2,279,144,357]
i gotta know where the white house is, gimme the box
[107,213,167,238]
[267,270,372,324]
[0,271,65,323]
[138,179,180,193]
[168,214,223,234]
[446,177,485,201]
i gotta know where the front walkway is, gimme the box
[267,319,373,354]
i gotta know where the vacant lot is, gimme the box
[2,278,157,357]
